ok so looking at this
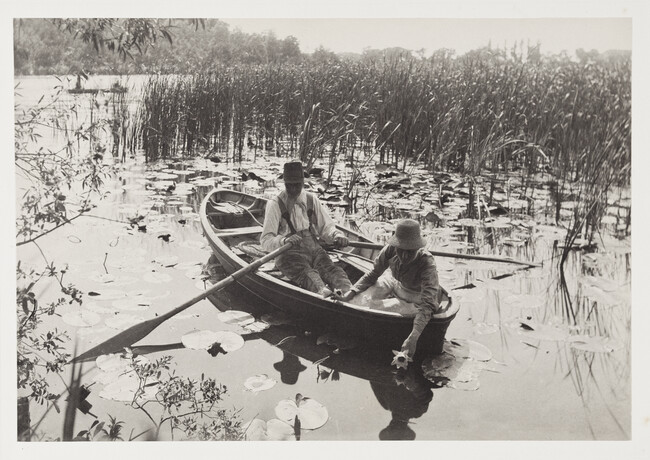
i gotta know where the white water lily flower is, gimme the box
[217,310,255,327]
[391,350,412,369]
[274,396,329,430]
[62,310,102,328]
[244,374,277,393]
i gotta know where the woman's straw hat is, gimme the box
[388,219,426,250]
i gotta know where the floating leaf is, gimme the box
[513,320,569,342]
[112,297,150,311]
[316,333,357,351]
[195,279,215,291]
[242,321,270,334]
[213,331,245,352]
[244,374,277,393]
[275,396,328,430]
[88,289,128,301]
[184,266,204,279]
[243,419,295,441]
[217,310,255,327]
[568,335,625,353]
[181,330,244,352]
[152,256,179,267]
[96,353,130,372]
[181,330,219,350]
[473,322,499,335]
[261,312,296,326]
[423,352,487,389]
[143,272,173,284]
[87,272,116,284]
[581,285,622,306]
[444,338,492,361]
[62,310,102,328]
[503,294,546,309]
[105,314,144,331]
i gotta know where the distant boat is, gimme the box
[68,82,127,95]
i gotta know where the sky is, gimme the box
[221,18,632,56]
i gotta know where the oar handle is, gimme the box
[157,242,293,323]
[346,241,540,268]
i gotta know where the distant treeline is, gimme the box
[13,18,630,77]
[13,18,308,75]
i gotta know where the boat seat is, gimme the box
[215,226,264,236]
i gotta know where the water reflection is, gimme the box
[204,256,438,440]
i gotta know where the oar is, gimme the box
[72,243,293,363]
[346,241,541,268]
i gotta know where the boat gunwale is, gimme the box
[199,188,457,323]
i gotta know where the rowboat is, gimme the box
[199,188,459,356]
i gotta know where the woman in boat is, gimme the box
[340,219,449,362]
[260,161,353,298]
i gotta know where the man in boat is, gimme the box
[340,219,449,362]
[260,161,353,298]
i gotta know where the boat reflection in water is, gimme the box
[205,257,437,440]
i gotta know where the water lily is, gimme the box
[391,350,412,369]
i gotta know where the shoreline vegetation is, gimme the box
[14,18,631,442]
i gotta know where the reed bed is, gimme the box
[132,49,630,237]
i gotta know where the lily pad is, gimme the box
[87,272,117,284]
[181,330,219,350]
[217,310,255,327]
[275,395,329,430]
[62,310,102,328]
[503,294,546,309]
[242,321,271,334]
[422,352,486,389]
[105,314,144,331]
[244,374,277,393]
[143,272,173,284]
[152,256,179,267]
[316,333,357,351]
[473,322,499,335]
[243,419,295,441]
[181,330,244,352]
[112,297,151,312]
[513,320,569,342]
[444,338,492,361]
[87,289,128,301]
[568,335,625,353]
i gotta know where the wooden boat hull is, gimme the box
[200,188,458,356]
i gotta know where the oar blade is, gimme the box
[72,317,163,363]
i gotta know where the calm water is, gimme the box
[15,76,631,441]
